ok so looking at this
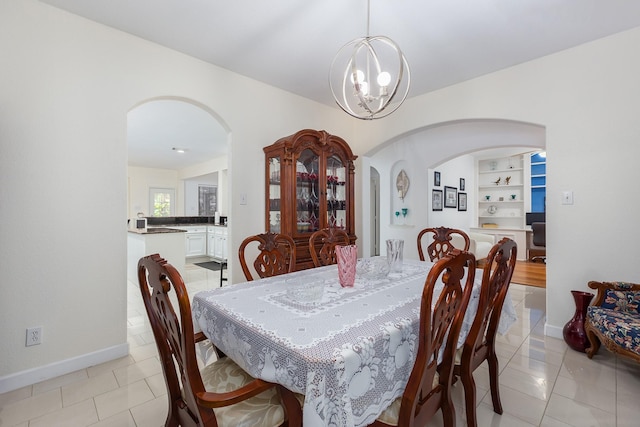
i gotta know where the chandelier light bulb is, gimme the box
[359,81,369,96]
[377,71,391,87]
[350,69,365,84]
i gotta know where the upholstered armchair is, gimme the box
[451,231,495,262]
[585,280,640,363]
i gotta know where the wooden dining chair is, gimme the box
[239,232,297,281]
[371,249,476,427]
[453,237,517,427]
[138,253,301,427]
[417,227,471,262]
[308,227,350,267]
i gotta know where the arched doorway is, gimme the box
[361,119,545,260]
[126,98,229,220]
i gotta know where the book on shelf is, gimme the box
[481,223,499,228]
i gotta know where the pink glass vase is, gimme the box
[336,244,357,287]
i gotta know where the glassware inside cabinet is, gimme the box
[295,149,320,233]
[268,157,281,232]
[326,155,347,229]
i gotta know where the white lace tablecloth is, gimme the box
[192,258,517,427]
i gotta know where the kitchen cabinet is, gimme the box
[172,225,207,257]
[207,225,227,261]
[185,233,206,257]
[264,129,357,270]
[207,230,216,258]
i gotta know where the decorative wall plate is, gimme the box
[396,169,410,201]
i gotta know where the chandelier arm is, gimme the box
[352,38,383,115]
[343,58,363,116]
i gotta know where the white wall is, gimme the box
[128,166,182,217]
[184,174,217,216]
[180,155,229,216]
[354,29,640,339]
[3,0,640,392]
[0,0,353,391]
[128,167,222,219]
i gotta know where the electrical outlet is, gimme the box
[26,327,42,346]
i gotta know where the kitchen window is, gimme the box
[150,187,175,217]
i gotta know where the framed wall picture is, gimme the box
[434,171,441,187]
[444,186,457,208]
[459,178,465,191]
[458,192,467,211]
[432,189,443,211]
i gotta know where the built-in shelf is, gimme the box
[479,200,523,204]
[479,167,523,174]
[478,215,523,218]
[477,155,526,230]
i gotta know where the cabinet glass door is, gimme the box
[295,149,320,234]
[326,154,347,229]
[268,156,281,233]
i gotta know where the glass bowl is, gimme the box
[356,258,390,281]
[285,279,325,304]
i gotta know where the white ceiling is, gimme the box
[41,0,640,169]
[127,100,227,170]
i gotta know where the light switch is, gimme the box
[240,193,247,205]
[562,191,573,205]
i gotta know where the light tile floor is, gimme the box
[2,264,639,426]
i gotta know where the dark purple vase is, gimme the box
[563,290,595,352]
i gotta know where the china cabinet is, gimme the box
[264,129,357,270]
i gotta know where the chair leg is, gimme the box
[278,386,302,427]
[585,325,600,359]
[219,260,227,287]
[487,353,503,415]
[441,393,456,427]
[460,369,478,427]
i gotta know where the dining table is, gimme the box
[192,257,517,427]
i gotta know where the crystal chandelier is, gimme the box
[329,0,410,120]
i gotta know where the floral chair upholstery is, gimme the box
[585,280,640,363]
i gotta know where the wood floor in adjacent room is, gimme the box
[512,260,546,288]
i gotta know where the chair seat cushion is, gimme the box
[587,307,640,356]
[375,373,440,426]
[201,357,285,427]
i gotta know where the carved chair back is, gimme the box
[138,253,301,427]
[417,227,471,262]
[454,237,517,427]
[382,249,475,427]
[138,254,217,426]
[308,227,351,267]
[239,232,297,281]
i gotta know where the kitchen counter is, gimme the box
[127,228,186,280]
[128,227,186,234]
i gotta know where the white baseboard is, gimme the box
[0,343,129,394]
[545,322,564,340]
